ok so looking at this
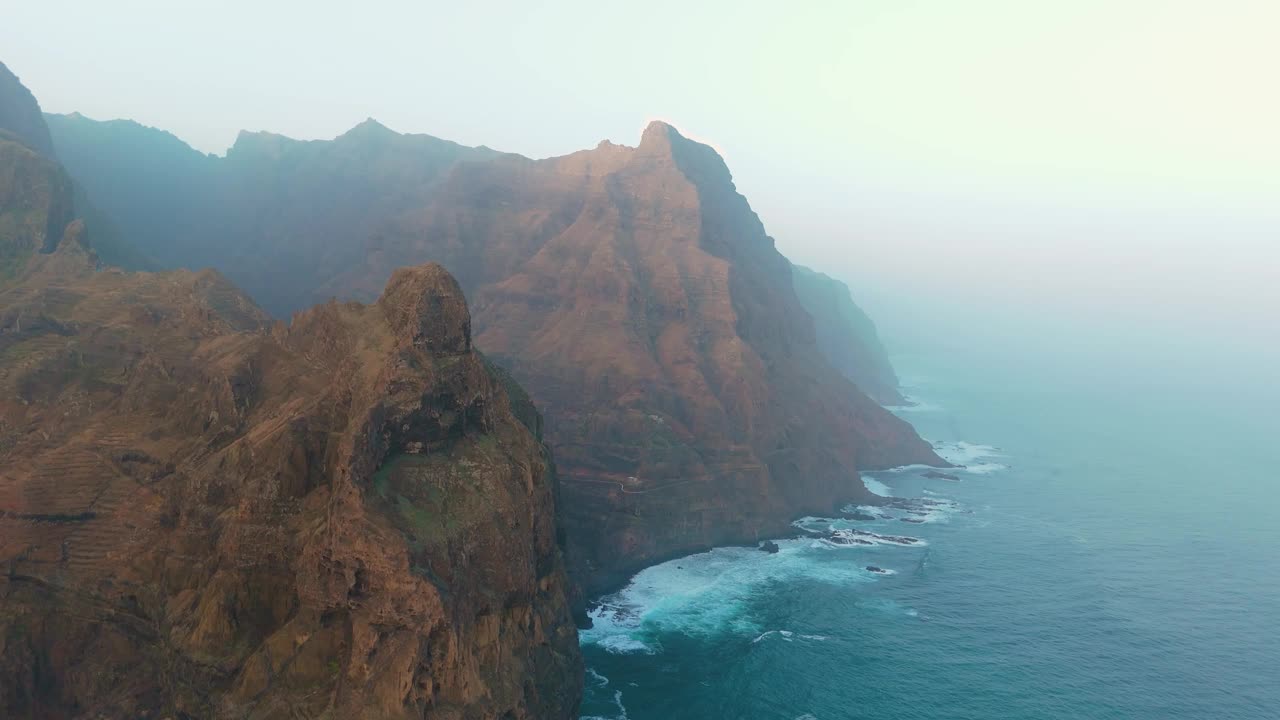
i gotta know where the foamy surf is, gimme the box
[580,537,887,654]
[841,494,962,524]
[751,629,830,645]
[823,528,926,547]
[581,667,631,720]
[863,477,893,497]
[932,440,1008,473]
[885,393,942,413]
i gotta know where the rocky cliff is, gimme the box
[790,264,903,405]
[0,95,581,715]
[0,63,55,159]
[47,114,945,596]
[359,122,944,593]
[0,131,74,280]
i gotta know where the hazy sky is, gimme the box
[3,0,1277,367]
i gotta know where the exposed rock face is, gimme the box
[0,135,75,279]
[0,128,581,716]
[0,62,55,159]
[47,114,944,596]
[790,264,903,405]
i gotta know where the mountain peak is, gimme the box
[227,128,298,159]
[637,120,682,155]
[379,262,472,355]
[341,116,396,139]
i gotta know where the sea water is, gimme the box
[578,342,1280,719]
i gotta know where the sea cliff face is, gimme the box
[47,114,943,596]
[0,78,582,715]
[391,122,942,593]
[790,263,904,405]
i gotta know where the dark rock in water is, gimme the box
[844,511,879,521]
[901,517,927,524]
[921,470,961,481]
[866,565,888,574]
[759,540,780,554]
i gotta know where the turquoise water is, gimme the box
[578,344,1280,719]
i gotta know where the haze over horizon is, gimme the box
[3,6,1279,719]
[4,0,1276,369]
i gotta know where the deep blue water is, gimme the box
[578,346,1280,719]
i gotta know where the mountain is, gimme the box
[1,74,581,719]
[0,62,55,159]
[790,264,904,405]
[0,63,144,271]
[45,112,499,313]
[49,115,945,595]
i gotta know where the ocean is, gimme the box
[577,340,1280,719]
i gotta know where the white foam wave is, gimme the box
[862,477,893,497]
[885,394,942,413]
[932,440,1005,468]
[898,497,962,524]
[581,538,876,653]
[840,495,961,524]
[823,528,927,548]
[958,461,1009,475]
[751,629,829,645]
[839,504,895,519]
[581,668,631,720]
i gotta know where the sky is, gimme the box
[3,0,1277,372]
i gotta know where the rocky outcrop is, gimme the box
[0,255,583,718]
[791,263,903,405]
[0,136,76,279]
[46,114,945,597]
[0,101,581,714]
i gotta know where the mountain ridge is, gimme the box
[45,104,943,598]
[1,68,583,719]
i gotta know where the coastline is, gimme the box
[577,438,971,616]
[576,466,950,622]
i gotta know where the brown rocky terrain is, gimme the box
[0,90,581,716]
[47,114,946,596]
[341,123,946,593]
